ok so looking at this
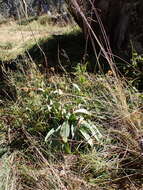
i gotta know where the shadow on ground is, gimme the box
[28,30,86,73]
[0,29,143,92]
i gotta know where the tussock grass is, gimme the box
[0,2,143,188]
[0,59,142,189]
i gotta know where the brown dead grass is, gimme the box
[0,19,73,60]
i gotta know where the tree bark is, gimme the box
[66,0,143,58]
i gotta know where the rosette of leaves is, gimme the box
[45,108,102,152]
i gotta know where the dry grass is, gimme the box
[0,63,143,189]
[0,18,74,61]
[0,142,95,190]
[0,2,143,189]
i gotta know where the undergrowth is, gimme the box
[0,59,143,190]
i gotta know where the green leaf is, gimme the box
[71,124,75,138]
[60,121,70,143]
[69,113,77,122]
[72,83,81,92]
[81,120,102,142]
[79,128,93,147]
[64,143,71,154]
[45,128,55,142]
[74,108,91,116]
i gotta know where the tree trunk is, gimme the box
[66,0,143,59]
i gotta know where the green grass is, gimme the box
[0,16,143,190]
[0,16,75,61]
[0,59,143,189]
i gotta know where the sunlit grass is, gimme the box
[0,16,75,61]
[0,12,143,189]
[0,59,143,189]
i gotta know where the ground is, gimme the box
[0,16,143,190]
[0,17,73,61]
